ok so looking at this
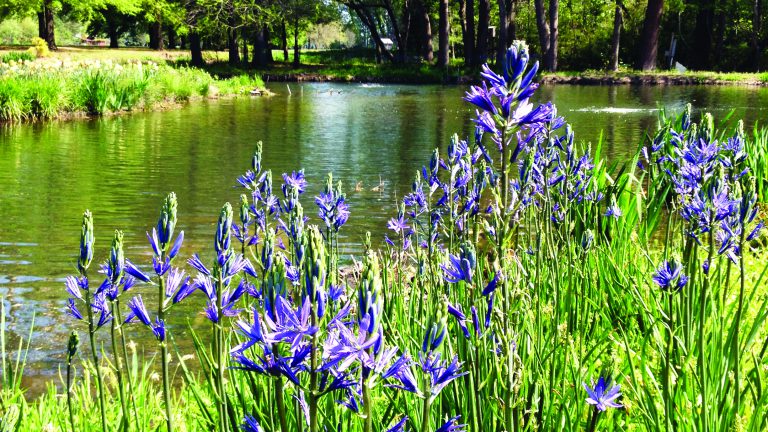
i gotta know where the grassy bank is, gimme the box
[542,69,768,86]
[0,55,265,122]
[10,46,768,87]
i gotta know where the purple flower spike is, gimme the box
[125,295,151,325]
[652,260,687,291]
[67,299,83,320]
[124,259,152,283]
[435,415,466,432]
[441,254,473,284]
[463,83,497,115]
[241,415,264,432]
[583,376,622,412]
[385,416,408,432]
[152,317,166,341]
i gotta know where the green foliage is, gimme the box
[0,59,265,121]
[0,50,35,63]
[28,37,50,57]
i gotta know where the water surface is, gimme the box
[2,82,768,390]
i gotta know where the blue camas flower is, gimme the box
[282,170,307,196]
[583,377,622,412]
[124,295,166,341]
[241,415,264,432]
[441,253,473,284]
[435,415,467,432]
[652,260,688,291]
[384,416,408,432]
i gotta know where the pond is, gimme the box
[2,82,768,391]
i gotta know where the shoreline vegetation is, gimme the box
[4,46,768,124]
[0,48,267,123]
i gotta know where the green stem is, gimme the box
[586,409,599,432]
[275,377,289,432]
[698,224,715,431]
[733,226,746,413]
[109,301,130,431]
[84,279,109,432]
[159,266,174,432]
[309,306,319,432]
[216,269,228,432]
[420,396,432,432]
[362,374,372,432]
[114,303,141,431]
[664,293,675,431]
[67,340,76,432]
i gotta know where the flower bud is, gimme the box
[156,193,178,251]
[252,141,263,174]
[215,202,233,256]
[239,194,251,227]
[358,250,382,333]
[109,230,125,284]
[303,226,325,300]
[78,210,94,274]
[67,331,79,360]
[262,228,275,272]
[581,229,594,252]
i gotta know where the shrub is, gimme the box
[28,37,49,58]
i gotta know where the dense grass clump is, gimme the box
[0,51,35,63]
[0,59,265,121]
[2,43,768,432]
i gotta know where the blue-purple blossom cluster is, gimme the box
[644,108,764,263]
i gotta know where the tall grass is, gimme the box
[0,59,265,122]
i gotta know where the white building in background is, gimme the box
[380,38,394,51]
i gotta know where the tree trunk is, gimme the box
[438,0,450,67]
[293,19,300,67]
[38,13,46,41]
[714,2,726,69]
[281,20,289,62]
[534,0,550,66]
[546,0,558,71]
[265,26,273,63]
[496,0,515,66]
[474,0,489,65]
[189,32,203,66]
[691,0,714,70]
[752,0,762,70]
[252,26,268,67]
[39,0,56,50]
[349,4,395,62]
[168,27,177,49]
[383,0,406,62]
[241,34,249,63]
[637,0,663,71]
[228,29,240,64]
[609,3,623,71]
[187,1,202,65]
[413,0,433,62]
[108,22,120,48]
[149,21,164,50]
[464,0,475,65]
